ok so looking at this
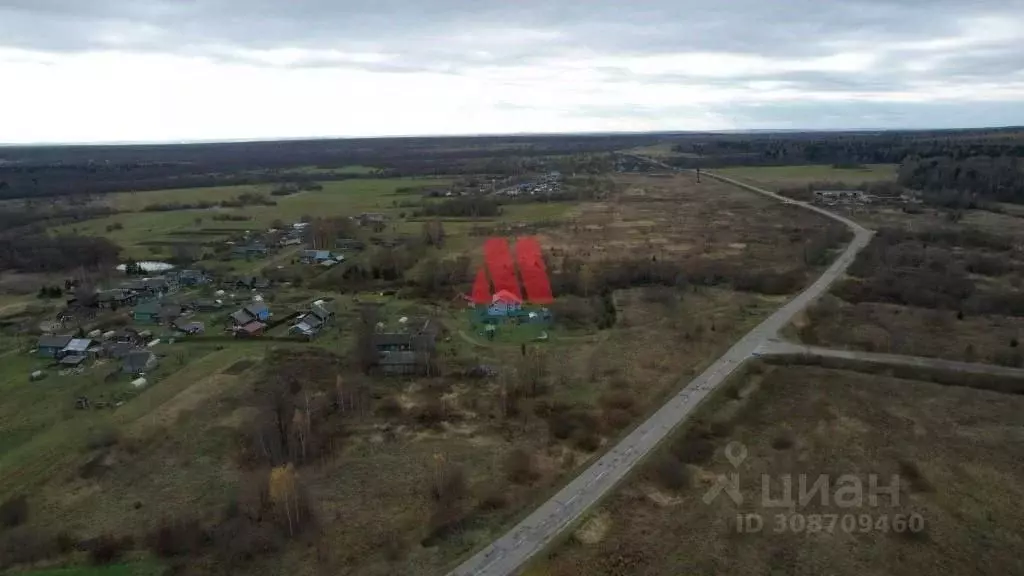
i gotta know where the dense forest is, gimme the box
[897,155,1024,206]
[0,128,1018,198]
[0,135,653,199]
[1,128,1022,203]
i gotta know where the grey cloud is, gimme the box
[718,101,1024,130]
[0,0,1017,59]
[2,0,1023,132]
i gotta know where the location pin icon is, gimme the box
[724,441,748,468]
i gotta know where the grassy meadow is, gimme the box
[716,164,898,190]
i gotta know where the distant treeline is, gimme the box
[897,155,1024,206]
[0,234,120,272]
[666,128,1024,169]
[141,192,276,212]
[2,128,1023,202]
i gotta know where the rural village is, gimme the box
[1,131,1024,576]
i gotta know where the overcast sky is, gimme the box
[1,0,1023,143]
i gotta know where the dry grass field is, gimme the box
[532,365,1024,576]
[2,172,847,576]
[716,164,899,191]
[790,203,1024,366]
[541,173,845,275]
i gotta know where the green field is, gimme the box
[63,178,451,259]
[716,164,898,189]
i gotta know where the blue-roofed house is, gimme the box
[300,250,341,265]
[244,302,271,322]
[60,338,96,358]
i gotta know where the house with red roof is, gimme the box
[487,289,523,316]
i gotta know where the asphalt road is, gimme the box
[756,340,1024,379]
[446,166,873,576]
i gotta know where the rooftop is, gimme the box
[38,334,73,348]
[62,338,94,353]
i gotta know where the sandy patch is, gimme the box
[642,484,684,507]
[573,510,611,545]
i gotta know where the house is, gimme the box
[191,299,222,313]
[124,276,176,297]
[96,289,136,309]
[230,309,254,326]
[379,351,420,376]
[175,269,209,287]
[122,350,158,374]
[334,238,365,252]
[290,302,333,339]
[231,244,269,260]
[487,290,523,316]
[172,318,205,335]
[60,338,95,359]
[158,304,185,324]
[103,341,136,359]
[300,250,339,265]
[243,302,271,322]
[813,190,869,205]
[376,317,440,358]
[235,321,266,338]
[144,276,178,295]
[373,333,415,353]
[37,334,73,358]
[60,354,88,367]
[132,301,162,324]
[109,328,145,346]
[356,213,387,229]
[290,316,321,339]
[229,302,270,335]
[311,302,333,322]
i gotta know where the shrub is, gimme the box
[546,403,599,441]
[672,437,715,464]
[574,431,601,452]
[709,419,735,438]
[600,390,635,413]
[431,465,467,504]
[478,489,509,511]
[87,534,133,565]
[84,426,120,450]
[376,396,404,419]
[55,531,77,554]
[655,457,691,491]
[771,433,795,450]
[413,398,446,428]
[147,518,207,558]
[0,527,57,569]
[505,449,539,485]
[209,515,282,568]
[602,408,633,431]
[0,495,28,528]
[898,459,934,493]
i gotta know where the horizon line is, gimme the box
[3,125,1023,148]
